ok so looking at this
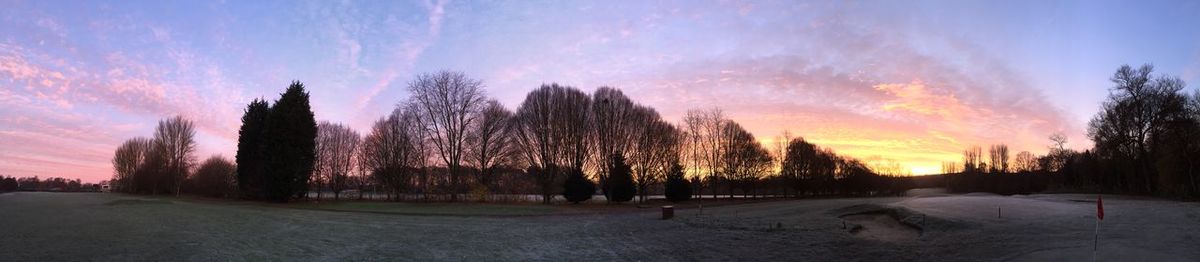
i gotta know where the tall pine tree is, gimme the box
[264,82,318,202]
[236,99,270,200]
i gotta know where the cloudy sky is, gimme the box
[2,0,1199,182]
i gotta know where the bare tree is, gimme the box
[1042,132,1071,173]
[354,146,371,200]
[719,121,772,197]
[312,123,329,199]
[317,121,361,200]
[963,146,983,173]
[988,144,1009,173]
[1049,133,1068,152]
[684,108,728,199]
[361,106,428,201]
[112,137,153,192]
[561,93,592,174]
[154,116,196,196]
[1089,64,1189,192]
[1013,151,1038,173]
[407,71,486,200]
[467,100,514,190]
[941,161,960,174]
[771,131,794,195]
[590,87,638,199]
[869,158,908,177]
[773,131,792,175]
[511,84,592,204]
[628,106,681,202]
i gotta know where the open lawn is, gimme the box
[294,201,569,216]
[1,191,1197,261]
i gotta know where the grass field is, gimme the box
[1,191,1197,261]
[293,201,568,216]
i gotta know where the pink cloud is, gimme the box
[0,42,245,181]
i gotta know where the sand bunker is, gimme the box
[840,211,921,242]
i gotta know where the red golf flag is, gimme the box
[1097,195,1104,220]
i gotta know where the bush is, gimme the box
[664,162,691,202]
[562,168,595,204]
[187,156,237,198]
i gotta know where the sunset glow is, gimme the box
[3,0,1200,182]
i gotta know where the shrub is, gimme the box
[562,168,595,204]
[187,156,237,198]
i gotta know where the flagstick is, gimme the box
[1094,197,1099,262]
[1093,213,1100,261]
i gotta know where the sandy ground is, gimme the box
[0,190,1196,261]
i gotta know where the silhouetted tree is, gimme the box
[591,87,638,200]
[16,177,38,191]
[630,106,681,202]
[154,116,197,196]
[1013,151,1038,173]
[316,122,360,200]
[407,71,486,200]
[525,164,559,203]
[988,144,1009,174]
[607,154,635,203]
[781,137,818,197]
[962,146,983,174]
[720,121,772,198]
[683,108,728,199]
[1088,64,1190,194]
[264,81,318,202]
[941,161,960,174]
[664,162,692,202]
[133,145,166,194]
[562,167,595,203]
[112,137,152,193]
[5,176,96,192]
[361,107,428,201]
[467,100,514,191]
[236,99,271,200]
[121,116,195,196]
[771,131,792,195]
[950,144,1052,194]
[511,84,592,204]
[0,176,18,192]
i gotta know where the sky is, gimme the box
[2,0,1199,182]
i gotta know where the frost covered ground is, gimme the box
[0,190,1196,261]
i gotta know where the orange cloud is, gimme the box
[874,80,975,120]
[600,53,1077,175]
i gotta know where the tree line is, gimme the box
[0,176,100,192]
[110,71,906,203]
[944,64,1200,198]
